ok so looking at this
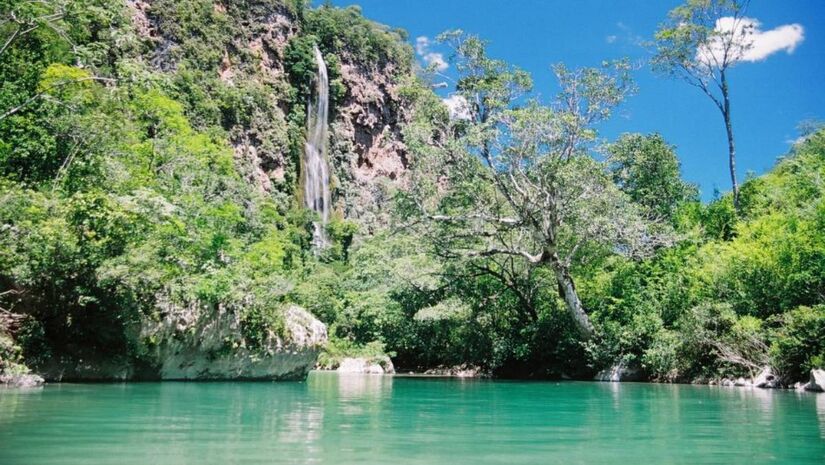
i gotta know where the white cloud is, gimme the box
[415,35,449,72]
[415,36,430,55]
[424,53,448,72]
[443,94,471,121]
[607,21,643,46]
[697,17,804,66]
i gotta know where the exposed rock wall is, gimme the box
[38,303,326,382]
[0,311,44,387]
[145,303,327,380]
[128,0,299,196]
[330,54,410,229]
[222,5,298,196]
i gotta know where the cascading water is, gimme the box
[304,46,332,249]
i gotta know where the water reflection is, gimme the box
[338,373,393,399]
[307,371,394,400]
[738,386,775,417]
[0,388,23,427]
[605,380,622,409]
[817,392,825,439]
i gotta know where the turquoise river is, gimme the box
[1,372,824,464]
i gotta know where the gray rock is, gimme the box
[753,367,780,389]
[804,369,825,392]
[734,377,749,387]
[721,379,736,387]
[594,361,642,382]
[337,356,394,375]
[148,303,327,381]
[1,373,44,388]
[422,365,489,378]
[38,302,328,382]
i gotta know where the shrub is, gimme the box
[317,338,392,370]
[770,305,825,382]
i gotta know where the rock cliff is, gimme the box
[36,304,326,382]
[330,52,410,228]
[146,303,327,380]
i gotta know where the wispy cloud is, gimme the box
[415,36,429,56]
[606,22,643,46]
[416,36,449,72]
[697,17,804,65]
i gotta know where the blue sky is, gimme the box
[320,1,824,199]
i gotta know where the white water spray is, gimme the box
[304,46,331,248]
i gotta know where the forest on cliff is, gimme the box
[0,0,822,384]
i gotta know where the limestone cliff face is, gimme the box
[38,303,327,382]
[330,53,410,228]
[219,3,299,196]
[143,303,327,380]
[128,0,412,225]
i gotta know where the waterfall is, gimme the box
[304,46,331,248]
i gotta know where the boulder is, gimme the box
[753,367,780,389]
[721,379,736,387]
[1,372,44,388]
[337,356,394,375]
[804,369,825,392]
[422,365,489,378]
[454,366,484,378]
[37,302,328,382]
[594,361,642,382]
[734,377,749,387]
[149,303,327,381]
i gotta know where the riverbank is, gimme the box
[5,364,824,394]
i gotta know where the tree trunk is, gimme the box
[552,265,594,339]
[721,71,739,211]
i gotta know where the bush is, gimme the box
[770,305,825,382]
[317,338,392,370]
[641,328,681,381]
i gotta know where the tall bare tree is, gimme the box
[652,0,753,210]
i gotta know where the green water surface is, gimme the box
[1,372,823,464]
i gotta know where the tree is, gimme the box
[652,0,752,211]
[401,31,668,338]
[607,133,698,221]
[0,1,116,124]
[0,1,68,58]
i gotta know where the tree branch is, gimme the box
[0,76,115,122]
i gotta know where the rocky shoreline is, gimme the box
[701,368,825,393]
[4,368,824,393]
[593,362,825,393]
[4,348,823,392]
